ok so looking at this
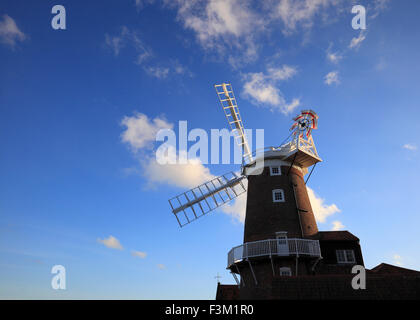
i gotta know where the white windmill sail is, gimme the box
[169,171,246,227]
[215,83,253,164]
[168,83,252,227]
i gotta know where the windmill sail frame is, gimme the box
[169,171,247,227]
[215,83,253,165]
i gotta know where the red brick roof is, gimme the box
[215,283,239,300]
[308,231,359,241]
[369,263,420,275]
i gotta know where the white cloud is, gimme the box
[157,263,166,270]
[393,254,403,266]
[349,31,366,50]
[403,143,417,151]
[97,235,123,250]
[324,71,340,85]
[170,0,263,66]
[220,179,248,223]
[267,65,297,80]
[172,60,194,77]
[142,149,246,223]
[326,51,342,64]
[144,60,193,79]
[173,0,260,46]
[242,65,300,114]
[375,57,387,71]
[120,111,245,224]
[331,220,345,231]
[371,0,390,19]
[307,186,341,223]
[131,250,147,258]
[105,33,124,56]
[105,26,152,62]
[144,66,170,79]
[105,27,193,79]
[142,150,215,189]
[243,73,282,105]
[121,112,173,151]
[0,14,26,48]
[271,0,338,34]
[135,0,155,11]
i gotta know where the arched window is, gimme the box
[279,267,292,276]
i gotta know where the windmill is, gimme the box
[168,83,325,297]
[168,83,321,228]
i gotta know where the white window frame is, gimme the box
[336,249,356,264]
[279,267,292,276]
[275,231,288,240]
[272,189,285,203]
[270,166,281,176]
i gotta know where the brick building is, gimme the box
[216,147,420,300]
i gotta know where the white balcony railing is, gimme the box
[227,238,321,268]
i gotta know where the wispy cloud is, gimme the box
[393,254,403,266]
[270,0,340,34]
[403,143,417,151]
[144,60,193,79]
[97,235,123,250]
[324,71,340,85]
[134,0,155,12]
[144,66,170,79]
[0,14,26,48]
[169,0,264,67]
[331,220,345,231]
[375,57,387,71]
[105,26,152,62]
[326,44,342,64]
[172,60,194,77]
[326,52,342,64]
[370,0,390,19]
[157,263,166,270]
[105,26,193,79]
[349,31,366,50]
[242,65,300,114]
[131,250,147,258]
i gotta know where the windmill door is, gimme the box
[276,233,289,256]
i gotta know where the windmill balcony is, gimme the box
[227,238,321,268]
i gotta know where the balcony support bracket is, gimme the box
[247,259,258,286]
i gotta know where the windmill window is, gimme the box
[270,166,281,176]
[279,267,292,276]
[272,189,285,202]
[336,250,356,264]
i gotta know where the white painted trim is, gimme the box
[336,249,356,264]
[244,159,303,176]
[275,231,288,239]
[279,267,292,276]
[272,189,285,203]
[270,166,281,176]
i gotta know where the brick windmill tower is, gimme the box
[228,110,324,299]
[168,83,420,300]
[168,83,326,298]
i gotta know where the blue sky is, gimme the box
[1,0,420,299]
